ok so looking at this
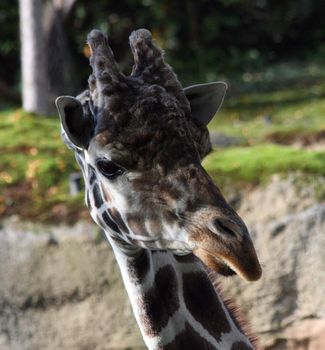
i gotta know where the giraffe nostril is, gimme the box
[213,218,238,238]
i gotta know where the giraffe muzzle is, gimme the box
[192,238,262,282]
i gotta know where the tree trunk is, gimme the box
[19,0,50,115]
[43,0,79,100]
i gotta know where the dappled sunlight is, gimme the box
[0,1,324,349]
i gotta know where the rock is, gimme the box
[221,203,325,350]
[238,174,325,224]
[0,175,324,350]
[0,217,145,350]
[284,319,325,350]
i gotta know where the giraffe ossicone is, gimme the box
[56,28,262,349]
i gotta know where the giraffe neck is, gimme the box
[107,235,255,350]
[74,151,255,349]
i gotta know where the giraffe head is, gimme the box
[56,29,261,282]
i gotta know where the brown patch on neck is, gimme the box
[140,265,179,336]
[182,270,231,341]
[127,249,151,283]
[231,341,254,350]
[161,322,215,350]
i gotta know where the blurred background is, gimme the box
[0,1,324,350]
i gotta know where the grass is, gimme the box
[0,109,77,189]
[209,82,325,143]
[0,109,85,222]
[1,62,324,222]
[208,59,325,143]
[204,144,325,184]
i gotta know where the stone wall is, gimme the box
[222,175,325,350]
[0,219,145,350]
[222,204,325,350]
[0,175,324,349]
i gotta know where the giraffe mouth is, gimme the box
[207,253,237,277]
[193,247,262,281]
[193,248,236,277]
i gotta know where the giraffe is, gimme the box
[56,29,262,350]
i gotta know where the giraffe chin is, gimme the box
[193,248,261,282]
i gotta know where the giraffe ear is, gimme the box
[184,82,227,125]
[55,96,94,149]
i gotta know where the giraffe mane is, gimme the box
[207,270,262,350]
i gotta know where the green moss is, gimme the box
[0,109,62,150]
[1,81,324,222]
[203,144,325,182]
[209,81,325,143]
[0,109,77,189]
[204,144,325,184]
[0,110,83,222]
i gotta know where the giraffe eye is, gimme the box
[96,159,124,179]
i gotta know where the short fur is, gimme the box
[56,28,262,350]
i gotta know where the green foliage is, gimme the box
[2,1,324,94]
[0,110,83,221]
[209,63,325,143]
[204,63,325,186]
[0,74,324,222]
[1,2,324,223]
[0,0,19,88]
[204,144,325,184]
[66,0,325,85]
